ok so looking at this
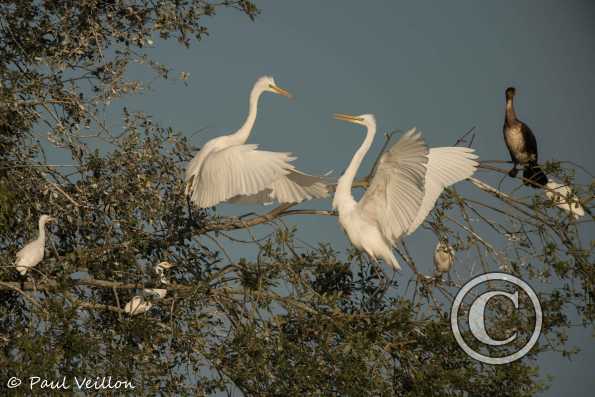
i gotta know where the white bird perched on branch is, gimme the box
[15,214,56,275]
[144,288,168,299]
[123,295,153,315]
[332,113,478,270]
[544,180,585,219]
[154,261,175,284]
[124,263,172,315]
[433,241,455,273]
[185,76,328,208]
[124,289,168,315]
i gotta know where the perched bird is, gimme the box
[124,263,172,316]
[15,215,55,275]
[544,179,585,219]
[332,114,478,270]
[503,87,548,188]
[123,289,168,316]
[143,288,168,300]
[154,261,175,285]
[433,241,455,273]
[185,76,328,208]
[123,296,153,315]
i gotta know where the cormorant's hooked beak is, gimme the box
[269,84,292,99]
[333,113,364,124]
[47,217,56,223]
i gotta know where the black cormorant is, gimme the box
[503,87,548,188]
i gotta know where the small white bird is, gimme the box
[144,288,168,299]
[123,296,153,315]
[544,180,585,219]
[185,76,328,208]
[433,241,455,273]
[124,263,172,316]
[15,214,55,275]
[332,114,478,270]
[123,289,168,316]
[154,261,175,284]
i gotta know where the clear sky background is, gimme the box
[67,1,594,395]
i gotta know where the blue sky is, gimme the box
[50,1,595,394]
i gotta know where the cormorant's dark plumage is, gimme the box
[503,87,548,188]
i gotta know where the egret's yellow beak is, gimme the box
[269,84,292,98]
[333,113,364,124]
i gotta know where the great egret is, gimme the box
[185,76,328,208]
[333,114,478,270]
[545,180,585,219]
[503,87,548,188]
[15,214,55,275]
[433,241,455,273]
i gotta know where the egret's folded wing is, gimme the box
[406,147,478,234]
[359,128,428,243]
[15,239,36,261]
[189,144,295,208]
[15,246,25,260]
[545,180,585,219]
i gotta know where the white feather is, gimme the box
[15,215,55,276]
[123,296,152,315]
[407,147,478,234]
[433,241,455,273]
[143,288,168,299]
[545,180,585,219]
[185,76,328,208]
[333,114,478,272]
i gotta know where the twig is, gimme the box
[0,281,46,312]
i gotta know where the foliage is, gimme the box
[0,1,593,396]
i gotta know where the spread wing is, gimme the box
[228,170,329,204]
[188,144,295,208]
[359,128,429,243]
[406,147,478,234]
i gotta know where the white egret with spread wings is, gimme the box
[332,113,478,270]
[185,76,328,208]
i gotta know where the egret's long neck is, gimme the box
[333,123,376,210]
[229,86,263,145]
[37,219,46,243]
[505,97,517,125]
